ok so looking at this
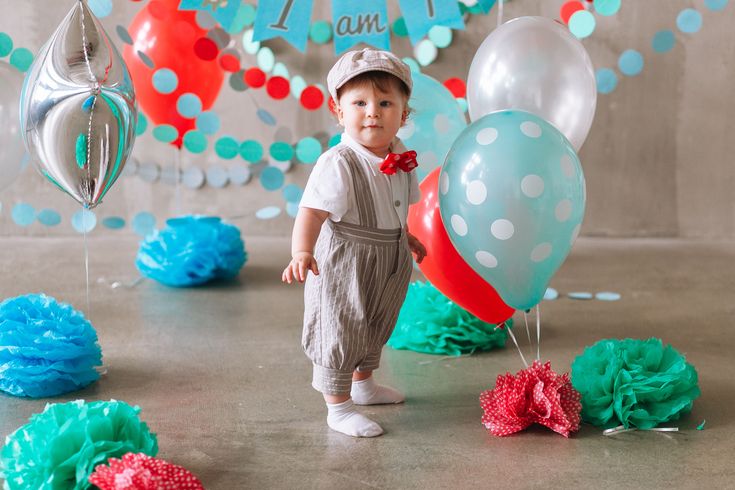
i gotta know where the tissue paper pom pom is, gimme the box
[136,215,247,287]
[388,281,508,356]
[480,361,582,437]
[89,453,204,490]
[0,400,158,489]
[0,293,102,398]
[571,338,700,429]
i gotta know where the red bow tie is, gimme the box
[380,150,418,175]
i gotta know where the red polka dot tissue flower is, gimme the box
[480,361,582,437]
[88,453,204,490]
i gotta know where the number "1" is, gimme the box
[426,0,435,18]
[270,0,294,31]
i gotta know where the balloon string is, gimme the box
[522,311,533,359]
[82,205,90,316]
[497,0,504,27]
[174,147,182,216]
[504,322,528,368]
[536,304,541,361]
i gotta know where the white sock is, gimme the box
[351,377,405,405]
[326,399,383,438]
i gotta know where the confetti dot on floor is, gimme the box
[595,291,621,301]
[568,292,593,300]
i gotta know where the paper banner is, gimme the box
[477,0,498,14]
[252,0,314,52]
[398,0,464,44]
[178,0,243,30]
[332,0,390,55]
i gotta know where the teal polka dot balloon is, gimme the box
[439,110,585,311]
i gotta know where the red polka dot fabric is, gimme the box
[88,453,204,490]
[479,361,581,438]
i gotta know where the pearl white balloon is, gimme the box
[467,16,597,151]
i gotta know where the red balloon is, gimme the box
[123,0,224,148]
[408,168,514,324]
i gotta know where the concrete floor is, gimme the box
[0,236,734,489]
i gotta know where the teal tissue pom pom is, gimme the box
[0,399,158,489]
[136,215,247,287]
[0,294,102,398]
[571,338,700,429]
[388,281,509,356]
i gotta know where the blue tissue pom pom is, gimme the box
[0,294,102,398]
[136,215,247,287]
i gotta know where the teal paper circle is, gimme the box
[596,68,618,94]
[37,209,61,227]
[269,142,293,162]
[71,209,97,233]
[183,130,208,153]
[256,206,281,219]
[135,113,148,136]
[240,140,263,162]
[215,136,240,159]
[260,166,285,191]
[257,47,275,72]
[569,10,596,39]
[593,0,621,16]
[652,30,676,53]
[677,8,702,33]
[310,21,332,44]
[295,137,321,164]
[618,49,644,76]
[88,0,112,18]
[428,26,452,48]
[11,203,35,227]
[197,111,220,135]
[0,33,13,57]
[415,40,437,66]
[102,216,126,229]
[9,48,33,72]
[282,184,303,203]
[132,212,156,236]
[152,125,178,143]
[705,0,728,11]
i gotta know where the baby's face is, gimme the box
[336,82,407,158]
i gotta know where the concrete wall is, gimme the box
[0,0,732,238]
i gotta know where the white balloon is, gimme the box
[467,16,597,151]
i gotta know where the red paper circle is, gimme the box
[443,77,466,98]
[244,68,266,88]
[193,37,218,61]
[560,1,585,24]
[266,76,290,99]
[300,86,324,110]
[219,54,241,72]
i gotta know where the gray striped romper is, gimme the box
[302,147,413,396]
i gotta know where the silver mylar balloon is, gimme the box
[21,0,136,208]
[466,16,596,151]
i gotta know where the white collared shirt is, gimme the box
[299,133,421,229]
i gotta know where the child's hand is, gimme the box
[282,252,320,284]
[407,233,427,264]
